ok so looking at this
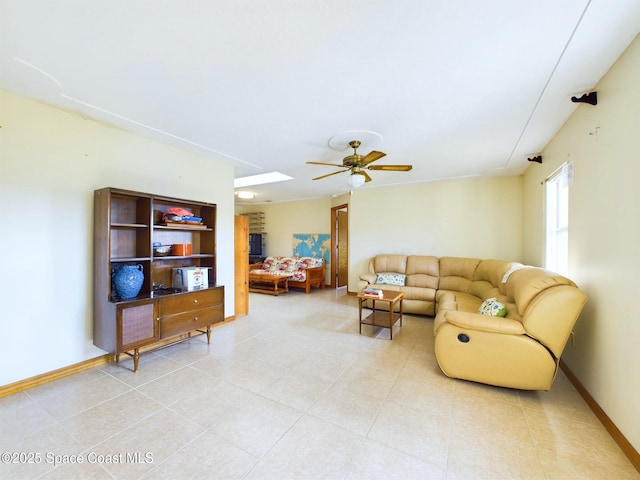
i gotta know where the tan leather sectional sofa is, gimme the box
[358,254,587,390]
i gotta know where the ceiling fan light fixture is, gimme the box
[347,172,366,188]
[308,138,412,187]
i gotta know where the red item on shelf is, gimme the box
[167,207,194,217]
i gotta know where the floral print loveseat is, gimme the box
[249,256,325,293]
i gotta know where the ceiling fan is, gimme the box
[307,140,413,188]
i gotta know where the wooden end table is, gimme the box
[357,289,405,339]
[249,271,293,296]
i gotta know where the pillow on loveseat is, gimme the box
[478,297,507,317]
[376,273,406,286]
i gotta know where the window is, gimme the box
[545,163,572,276]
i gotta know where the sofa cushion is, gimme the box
[454,291,483,312]
[478,298,507,317]
[436,290,482,313]
[434,290,483,334]
[262,256,278,271]
[376,273,406,286]
[282,257,299,272]
[373,255,408,275]
[468,280,501,301]
[370,283,401,293]
[402,285,436,302]
[406,256,439,289]
[470,260,523,298]
[438,257,481,293]
[507,267,576,315]
[297,257,324,269]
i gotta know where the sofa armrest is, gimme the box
[288,264,325,293]
[357,280,369,293]
[443,310,526,335]
[360,273,377,284]
[304,265,324,277]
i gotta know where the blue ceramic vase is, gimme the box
[112,264,144,299]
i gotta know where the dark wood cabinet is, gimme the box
[93,187,224,371]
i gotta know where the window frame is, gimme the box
[544,163,570,276]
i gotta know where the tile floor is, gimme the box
[1,289,638,479]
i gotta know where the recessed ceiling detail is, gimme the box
[328,130,383,152]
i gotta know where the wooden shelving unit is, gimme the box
[243,211,265,233]
[93,187,224,371]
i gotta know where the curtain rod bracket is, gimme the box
[571,91,597,105]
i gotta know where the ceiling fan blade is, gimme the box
[367,165,413,171]
[360,150,386,166]
[306,161,348,167]
[312,170,349,181]
[362,171,373,183]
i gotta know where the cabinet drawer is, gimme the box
[159,288,223,315]
[160,304,223,338]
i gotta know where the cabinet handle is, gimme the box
[193,299,199,304]
[194,317,198,322]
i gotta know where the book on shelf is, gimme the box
[363,287,383,298]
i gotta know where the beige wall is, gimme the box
[0,89,235,386]
[523,35,640,452]
[348,176,524,288]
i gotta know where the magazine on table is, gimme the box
[363,287,383,298]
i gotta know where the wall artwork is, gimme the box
[293,233,331,265]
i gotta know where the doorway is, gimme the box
[331,204,349,288]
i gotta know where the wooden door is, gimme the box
[337,209,348,287]
[234,215,249,316]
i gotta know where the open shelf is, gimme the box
[94,187,223,371]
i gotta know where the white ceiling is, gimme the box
[2,1,639,204]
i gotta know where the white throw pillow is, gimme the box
[376,273,406,286]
